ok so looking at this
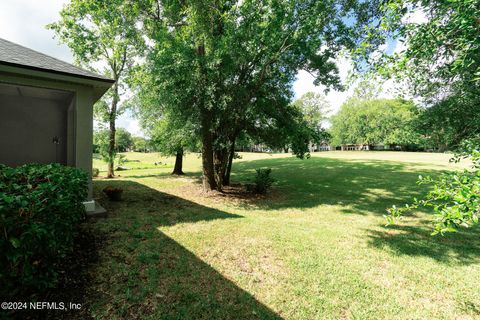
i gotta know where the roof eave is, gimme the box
[0,63,114,103]
[0,60,115,84]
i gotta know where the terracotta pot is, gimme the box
[103,187,123,201]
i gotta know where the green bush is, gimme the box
[387,139,480,235]
[251,168,274,194]
[0,164,88,296]
[92,167,100,177]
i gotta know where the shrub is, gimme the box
[0,164,88,297]
[116,154,126,166]
[387,139,480,235]
[92,167,100,177]
[250,168,274,194]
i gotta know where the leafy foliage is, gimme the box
[250,168,275,194]
[132,136,152,152]
[136,0,381,190]
[356,0,480,152]
[49,0,144,177]
[357,0,480,103]
[331,98,421,147]
[415,93,480,151]
[293,92,331,145]
[387,139,480,234]
[0,164,88,296]
[94,128,133,162]
[115,128,134,152]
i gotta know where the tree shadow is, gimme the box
[366,222,480,265]
[81,180,282,319]
[121,172,202,179]
[231,157,447,215]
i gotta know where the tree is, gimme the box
[293,92,331,144]
[354,0,480,233]
[357,0,479,104]
[94,128,133,158]
[136,0,380,191]
[415,94,480,152]
[115,128,134,152]
[93,129,111,163]
[129,67,200,175]
[149,115,199,175]
[330,99,421,148]
[48,0,143,178]
[355,0,480,139]
[387,139,480,234]
[132,137,149,152]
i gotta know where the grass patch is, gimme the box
[72,152,480,318]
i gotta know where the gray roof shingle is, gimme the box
[0,37,114,83]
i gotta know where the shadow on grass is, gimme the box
[87,180,281,319]
[231,157,445,215]
[367,223,480,265]
[124,171,202,179]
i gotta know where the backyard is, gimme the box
[73,151,480,319]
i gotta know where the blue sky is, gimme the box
[0,0,401,137]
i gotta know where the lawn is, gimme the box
[81,151,479,319]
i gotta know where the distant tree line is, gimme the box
[93,128,154,157]
[328,95,479,153]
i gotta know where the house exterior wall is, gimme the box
[0,67,101,199]
[0,94,69,166]
[74,86,94,197]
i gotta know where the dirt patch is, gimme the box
[171,181,285,207]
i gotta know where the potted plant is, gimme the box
[103,186,123,201]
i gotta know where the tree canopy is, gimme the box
[356,0,480,233]
[49,0,144,177]
[133,0,380,190]
[93,128,133,157]
[330,98,421,148]
[357,0,479,103]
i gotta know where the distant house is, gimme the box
[309,140,331,152]
[340,144,368,151]
[339,144,386,151]
[0,38,114,211]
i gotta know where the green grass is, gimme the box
[87,151,479,319]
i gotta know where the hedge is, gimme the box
[0,163,88,297]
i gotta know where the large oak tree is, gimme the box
[136,0,379,191]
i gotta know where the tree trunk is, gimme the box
[107,82,118,178]
[213,148,229,191]
[197,43,216,191]
[172,148,184,175]
[223,138,236,186]
[201,109,217,191]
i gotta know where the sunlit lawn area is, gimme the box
[86,151,479,319]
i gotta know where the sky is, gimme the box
[0,0,402,136]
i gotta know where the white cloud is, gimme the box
[0,1,412,133]
[125,118,143,137]
[0,0,73,62]
[293,50,412,116]
[402,8,428,25]
[0,1,147,136]
[117,112,145,137]
[293,55,354,114]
